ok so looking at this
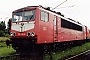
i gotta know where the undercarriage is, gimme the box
[6,38,87,56]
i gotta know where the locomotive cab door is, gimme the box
[54,16,58,42]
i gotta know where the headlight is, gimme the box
[13,32,16,36]
[10,32,16,36]
[31,32,35,37]
[27,32,31,36]
[10,32,13,36]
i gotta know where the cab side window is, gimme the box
[41,11,49,22]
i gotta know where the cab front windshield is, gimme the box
[12,10,35,22]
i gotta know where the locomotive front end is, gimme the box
[11,9,36,38]
[9,6,39,52]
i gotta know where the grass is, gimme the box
[0,46,16,57]
[0,37,16,57]
[0,42,16,57]
[0,37,10,42]
[0,42,6,47]
[44,42,90,60]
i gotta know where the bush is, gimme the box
[0,31,5,37]
[4,34,10,38]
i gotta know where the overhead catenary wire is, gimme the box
[59,5,75,8]
[49,5,75,9]
[52,0,68,10]
[43,1,65,6]
[42,0,75,10]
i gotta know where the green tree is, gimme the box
[7,18,11,34]
[0,30,5,37]
[0,21,6,31]
[0,21,6,37]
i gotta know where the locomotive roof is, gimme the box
[12,5,83,26]
[38,5,83,26]
[13,6,38,13]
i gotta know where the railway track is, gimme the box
[0,54,20,60]
[1,50,90,60]
[0,53,43,60]
[64,50,90,60]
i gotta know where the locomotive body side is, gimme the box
[37,10,54,43]
[57,17,86,42]
[37,7,86,43]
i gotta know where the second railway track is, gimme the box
[65,50,90,60]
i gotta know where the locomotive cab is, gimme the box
[10,6,40,52]
[11,8,36,37]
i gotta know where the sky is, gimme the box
[0,0,90,28]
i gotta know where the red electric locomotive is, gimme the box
[8,5,88,53]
